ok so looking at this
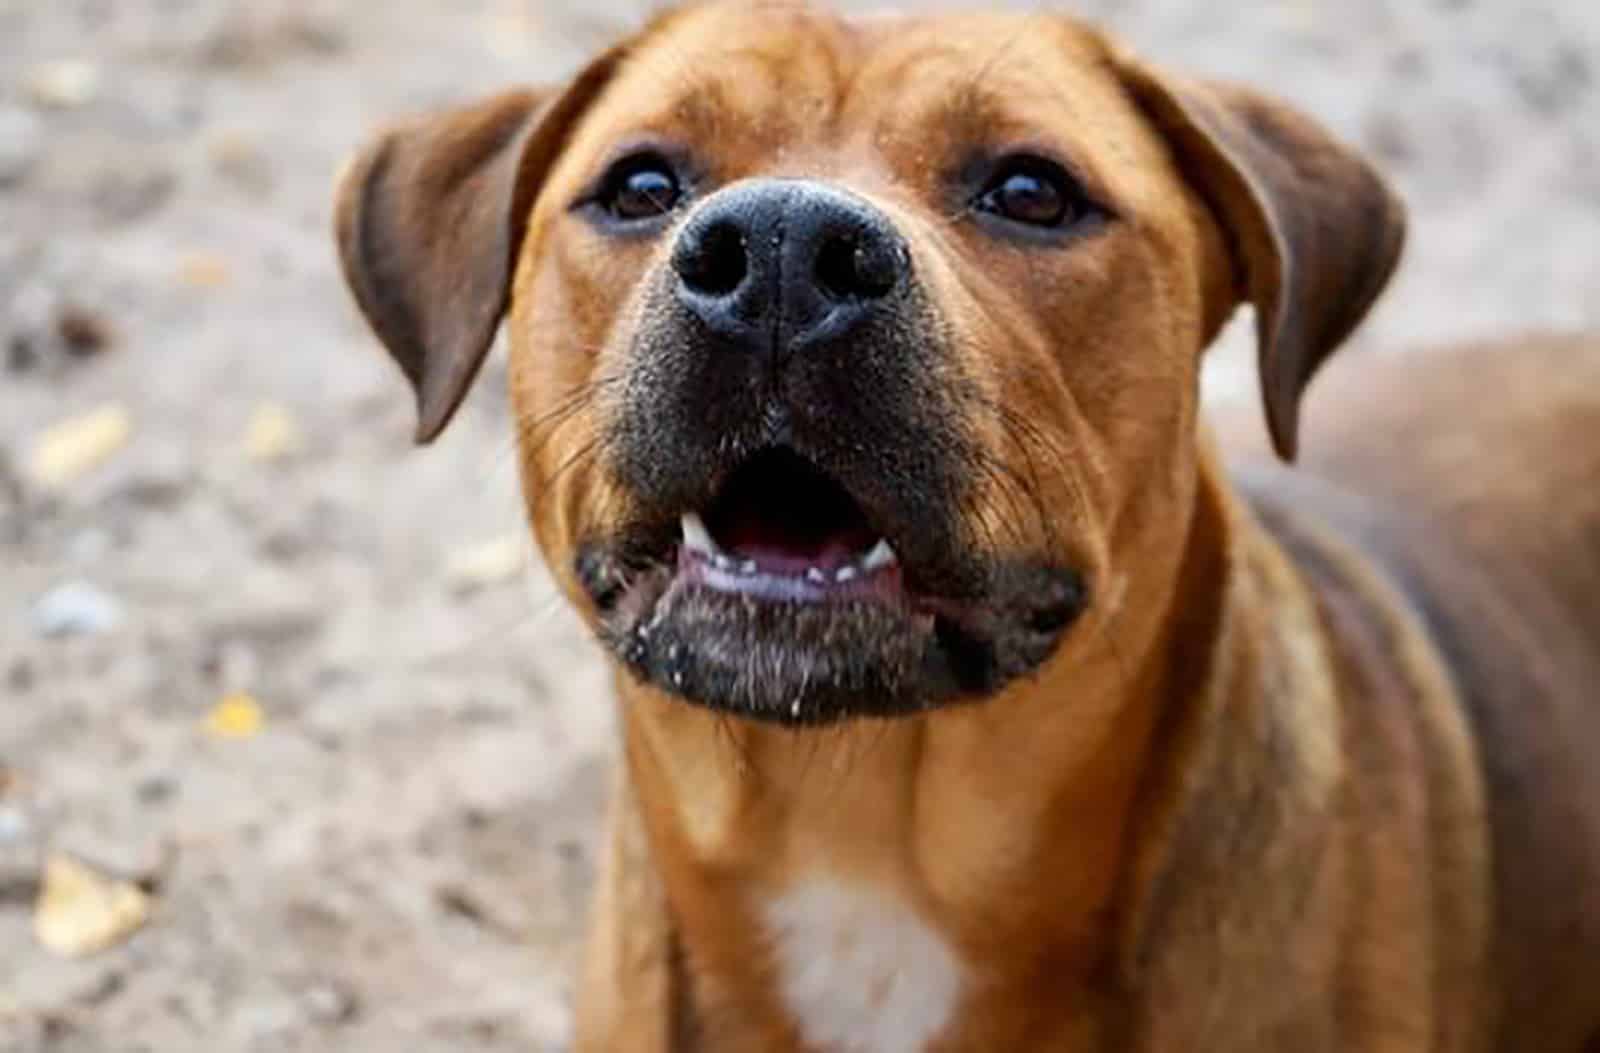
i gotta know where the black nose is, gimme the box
[671,180,909,357]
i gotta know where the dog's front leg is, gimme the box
[573,765,690,1052]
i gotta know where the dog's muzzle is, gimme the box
[579,179,1087,723]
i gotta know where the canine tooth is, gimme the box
[835,566,858,583]
[861,539,897,571]
[713,554,735,571]
[806,567,826,584]
[740,560,757,575]
[680,513,716,554]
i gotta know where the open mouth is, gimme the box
[680,447,905,605]
[577,444,1087,724]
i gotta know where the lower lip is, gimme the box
[677,547,903,604]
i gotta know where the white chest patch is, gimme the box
[761,879,964,1053]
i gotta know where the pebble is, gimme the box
[0,106,43,186]
[300,981,359,1026]
[24,60,101,110]
[0,805,44,904]
[54,304,115,357]
[30,581,125,638]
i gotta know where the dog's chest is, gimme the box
[760,878,964,1053]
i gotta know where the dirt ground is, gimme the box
[1,1,1596,1050]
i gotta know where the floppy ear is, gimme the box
[334,54,621,443]
[1116,58,1407,461]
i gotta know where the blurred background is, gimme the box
[1,1,1596,1050]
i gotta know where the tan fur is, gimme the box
[331,3,1600,1050]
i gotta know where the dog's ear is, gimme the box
[1116,58,1406,461]
[334,54,621,443]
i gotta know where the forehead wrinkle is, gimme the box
[852,24,1133,187]
[627,10,852,152]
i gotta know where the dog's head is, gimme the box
[335,2,1403,724]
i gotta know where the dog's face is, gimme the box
[336,2,1403,723]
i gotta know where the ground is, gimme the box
[0,1,1596,1051]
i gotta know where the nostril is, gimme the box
[675,220,748,297]
[815,232,900,302]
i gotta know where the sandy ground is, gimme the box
[1,1,1596,1050]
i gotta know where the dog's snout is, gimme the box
[671,180,909,356]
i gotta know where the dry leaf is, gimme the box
[34,854,151,958]
[205,692,264,739]
[446,534,526,593]
[28,404,133,489]
[0,768,25,799]
[244,403,301,462]
[178,253,231,288]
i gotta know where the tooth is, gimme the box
[861,539,897,571]
[714,554,734,571]
[681,513,716,554]
[806,567,826,584]
[740,560,757,575]
[835,566,858,583]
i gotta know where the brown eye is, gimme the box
[601,155,683,221]
[975,158,1082,229]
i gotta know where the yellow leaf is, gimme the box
[28,404,133,489]
[445,534,526,593]
[34,854,151,958]
[205,692,264,739]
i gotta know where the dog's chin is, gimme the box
[577,541,1087,726]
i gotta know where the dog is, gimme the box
[331,2,1600,1049]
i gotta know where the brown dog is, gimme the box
[332,3,1600,1050]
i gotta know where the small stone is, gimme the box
[6,659,35,693]
[135,774,178,807]
[0,106,43,186]
[6,331,39,373]
[301,981,359,1026]
[54,305,115,357]
[0,805,43,904]
[30,581,124,638]
[445,534,527,594]
[24,61,101,110]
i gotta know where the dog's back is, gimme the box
[1231,334,1600,1050]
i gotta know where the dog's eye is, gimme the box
[598,155,683,222]
[974,157,1086,230]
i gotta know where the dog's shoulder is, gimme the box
[1225,337,1600,1047]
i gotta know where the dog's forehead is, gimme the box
[596,4,1124,153]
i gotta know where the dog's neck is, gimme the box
[609,452,1326,1049]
